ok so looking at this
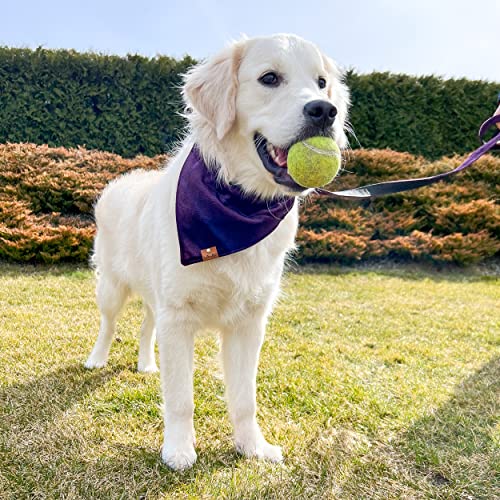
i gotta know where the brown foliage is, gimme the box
[0,143,498,264]
[0,143,165,263]
[299,149,499,265]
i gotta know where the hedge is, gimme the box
[0,47,498,159]
[0,47,195,158]
[0,143,498,265]
[345,71,498,159]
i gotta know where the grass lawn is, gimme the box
[0,263,498,499]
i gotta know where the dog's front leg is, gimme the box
[156,310,197,471]
[221,314,283,462]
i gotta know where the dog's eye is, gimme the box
[259,72,280,87]
[318,77,327,89]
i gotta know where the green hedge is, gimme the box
[346,71,498,159]
[0,47,498,158]
[0,47,195,157]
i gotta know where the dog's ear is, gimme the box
[322,54,351,149]
[183,42,245,140]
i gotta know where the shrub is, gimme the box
[0,47,194,157]
[0,143,165,263]
[345,71,498,159]
[0,143,498,265]
[0,47,498,158]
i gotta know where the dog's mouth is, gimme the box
[254,134,305,192]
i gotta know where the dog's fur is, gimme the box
[85,34,350,470]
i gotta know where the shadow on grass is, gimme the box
[1,357,498,498]
[293,260,499,283]
[398,355,499,488]
[67,443,247,499]
[0,363,118,427]
[1,259,498,283]
[0,262,92,279]
[335,356,500,498]
[0,363,121,495]
[0,362,245,498]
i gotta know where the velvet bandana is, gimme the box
[176,146,295,266]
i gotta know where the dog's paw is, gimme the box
[137,361,159,374]
[84,356,107,369]
[236,438,283,463]
[161,443,197,471]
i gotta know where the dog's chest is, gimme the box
[178,208,298,328]
[190,261,281,328]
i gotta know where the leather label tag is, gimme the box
[201,246,219,261]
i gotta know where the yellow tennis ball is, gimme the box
[287,137,341,188]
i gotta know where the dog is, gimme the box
[85,33,350,471]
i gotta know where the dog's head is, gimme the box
[183,34,350,199]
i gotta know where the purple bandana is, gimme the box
[176,146,295,266]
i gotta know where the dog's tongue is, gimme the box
[275,147,288,168]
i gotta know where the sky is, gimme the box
[1,0,499,82]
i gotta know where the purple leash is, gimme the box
[316,114,500,200]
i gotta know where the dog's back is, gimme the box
[92,169,163,277]
[95,169,161,235]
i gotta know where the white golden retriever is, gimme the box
[85,33,350,470]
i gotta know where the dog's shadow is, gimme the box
[0,363,114,434]
[1,363,120,494]
[0,362,245,497]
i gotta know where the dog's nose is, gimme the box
[303,100,337,129]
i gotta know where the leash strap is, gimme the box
[316,115,500,200]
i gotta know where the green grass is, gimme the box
[0,263,498,499]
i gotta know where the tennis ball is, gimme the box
[287,137,341,188]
